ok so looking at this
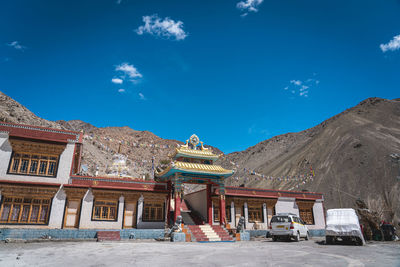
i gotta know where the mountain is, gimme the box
[1,91,399,222]
[218,97,400,222]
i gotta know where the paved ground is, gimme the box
[0,238,399,267]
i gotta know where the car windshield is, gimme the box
[271,216,292,223]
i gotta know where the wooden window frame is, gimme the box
[91,199,119,221]
[8,151,59,178]
[299,208,315,225]
[142,201,165,222]
[226,205,231,223]
[213,203,220,222]
[248,205,263,223]
[0,196,52,225]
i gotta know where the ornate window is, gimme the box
[8,152,59,177]
[0,197,51,224]
[299,208,314,225]
[92,200,118,221]
[213,203,230,222]
[297,201,315,225]
[248,205,263,223]
[143,202,164,222]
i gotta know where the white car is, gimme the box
[269,213,310,242]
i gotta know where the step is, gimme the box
[97,231,121,241]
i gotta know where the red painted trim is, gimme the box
[213,186,323,201]
[70,178,168,193]
[225,185,323,196]
[70,175,165,184]
[0,179,61,187]
[0,122,82,144]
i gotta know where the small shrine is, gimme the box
[155,134,234,225]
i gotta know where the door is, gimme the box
[64,199,81,228]
[235,206,242,227]
[123,202,136,228]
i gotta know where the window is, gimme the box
[213,204,220,222]
[92,200,118,221]
[299,208,314,225]
[8,153,59,177]
[248,205,263,223]
[271,216,291,223]
[0,197,51,224]
[213,204,230,223]
[143,202,164,222]
[226,206,231,222]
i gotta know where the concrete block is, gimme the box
[240,232,250,241]
[309,229,325,237]
[171,232,186,242]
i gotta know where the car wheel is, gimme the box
[294,232,300,242]
[305,232,309,241]
[326,236,333,245]
[355,237,363,246]
[272,236,277,242]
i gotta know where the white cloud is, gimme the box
[138,92,146,100]
[136,14,187,41]
[115,62,142,80]
[7,41,26,51]
[112,78,123,84]
[285,75,319,98]
[380,34,400,52]
[237,0,263,16]
[300,85,309,91]
[118,89,125,93]
[290,80,302,86]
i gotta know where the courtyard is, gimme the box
[0,238,399,267]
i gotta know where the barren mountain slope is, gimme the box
[0,92,62,129]
[220,97,400,222]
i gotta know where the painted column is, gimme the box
[207,184,213,225]
[263,203,268,227]
[174,191,181,222]
[219,193,226,226]
[244,202,249,228]
[231,201,235,228]
[166,181,171,225]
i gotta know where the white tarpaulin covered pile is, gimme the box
[325,208,365,244]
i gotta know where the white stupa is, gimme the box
[106,144,132,178]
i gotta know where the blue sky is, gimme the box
[1,0,399,153]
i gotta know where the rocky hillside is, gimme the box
[219,97,400,222]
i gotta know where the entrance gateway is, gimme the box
[155,135,234,240]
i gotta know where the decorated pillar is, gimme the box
[219,194,226,225]
[166,181,172,225]
[174,191,181,222]
[173,173,182,222]
[207,184,213,225]
[219,184,226,226]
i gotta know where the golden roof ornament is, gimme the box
[189,134,200,148]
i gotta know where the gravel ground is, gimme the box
[0,238,399,267]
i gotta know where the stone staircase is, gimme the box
[187,224,234,242]
[96,231,121,241]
